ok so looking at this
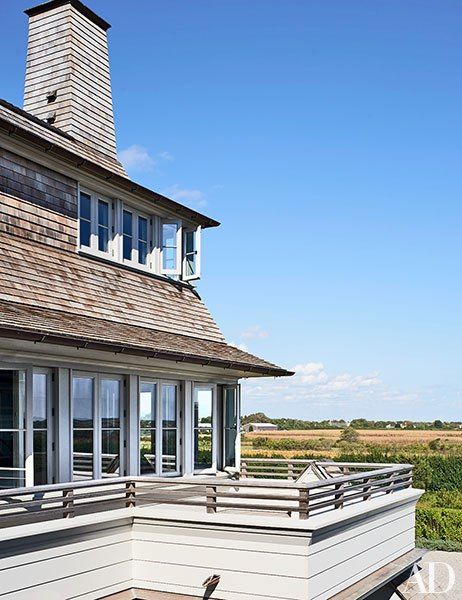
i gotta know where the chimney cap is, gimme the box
[25,0,111,32]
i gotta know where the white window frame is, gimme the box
[182,226,201,281]
[192,383,217,475]
[120,205,153,271]
[32,368,55,485]
[138,378,182,477]
[71,371,125,481]
[161,219,182,276]
[78,188,115,259]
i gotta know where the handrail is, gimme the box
[0,461,413,527]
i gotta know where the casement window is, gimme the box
[161,220,181,275]
[78,190,114,257]
[122,208,151,268]
[182,227,201,281]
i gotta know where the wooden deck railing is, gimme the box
[0,461,413,528]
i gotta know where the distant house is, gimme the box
[243,423,279,433]
[329,419,350,428]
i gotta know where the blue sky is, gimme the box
[1,1,462,420]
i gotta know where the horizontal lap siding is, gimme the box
[0,524,132,600]
[307,502,417,600]
[132,520,309,600]
[0,148,77,217]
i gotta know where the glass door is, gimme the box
[139,380,181,476]
[0,370,26,489]
[72,373,125,481]
[193,385,216,473]
[32,369,54,485]
[223,386,239,470]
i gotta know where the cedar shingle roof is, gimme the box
[0,99,219,229]
[0,300,291,376]
[0,232,292,377]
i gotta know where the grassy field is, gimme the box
[241,427,462,551]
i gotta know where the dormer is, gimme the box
[78,187,201,281]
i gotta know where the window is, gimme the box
[223,386,239,469]
[161,221,181,275]
[122,209,151,267]
[78,190,113,256]
[183,227,201,280]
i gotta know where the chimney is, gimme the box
[23,0,122,165]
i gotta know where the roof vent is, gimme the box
[46,90,58,104]
[45,112,56,125]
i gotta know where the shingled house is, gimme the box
[0,0,291,489]
[0,3,425,599]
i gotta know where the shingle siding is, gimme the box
[0,148,77,217]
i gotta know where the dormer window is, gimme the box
[78,188,201,281]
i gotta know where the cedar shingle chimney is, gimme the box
[23,0,123,168]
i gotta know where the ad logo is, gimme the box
[404,562,455,594]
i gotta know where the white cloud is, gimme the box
[119,145,156,172]
[162,185,207,209]
[157,151,174,162]
[241,326,269,340]
[229,341,249,352]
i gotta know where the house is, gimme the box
[243,422,279,433]
[0,2,424,599]
[328,420,350,428]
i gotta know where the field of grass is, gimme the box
[241,427,462,551]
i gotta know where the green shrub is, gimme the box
[416,506,462,541]
[416,537,462,552]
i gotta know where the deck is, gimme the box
[0,460,423,600]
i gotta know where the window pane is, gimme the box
[123,235,132,261]
[162,429,177,472]
[79,219,91,247]
[162,246,176,271]
[33,373,47,428]
[140,382,156,428]
[185,230,195,254]
[33,430,48,485]
[101,430,120,477]
[140,429,156,475]
[185,253,195,277]
[98,200,109,227]
[162,385,177,428]
[138,240,148,265]
[224,429,237,469]
[98,226,109,253]
[73,430,93,480]
[138,216,148,242]
[194,429,212,471]
[194,388,213,428]
[72,377,93,428]
[101,379,120,428]
[80,193,91,220]
[0,371,25,430]
[162,222,177,247]
[123,210,132,236]
[224,388,237,429]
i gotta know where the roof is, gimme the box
[0,301,291,376]
[0,227,292,377]
[25,0,111,32]
[246,423,278,427]
[0,99,220,229]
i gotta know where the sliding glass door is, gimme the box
[139,380,181,476]
[72,373,124,480]
[32,369,54,485]
[223,386,239,469]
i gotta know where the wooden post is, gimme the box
[363,477,372,501]
[241,461,248,479]
[125,481,136,508]
[298,488,309,520]
[63,489,74,518]
[206,485,217,514]
[334,483,344,509]
[288,462,294,481]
